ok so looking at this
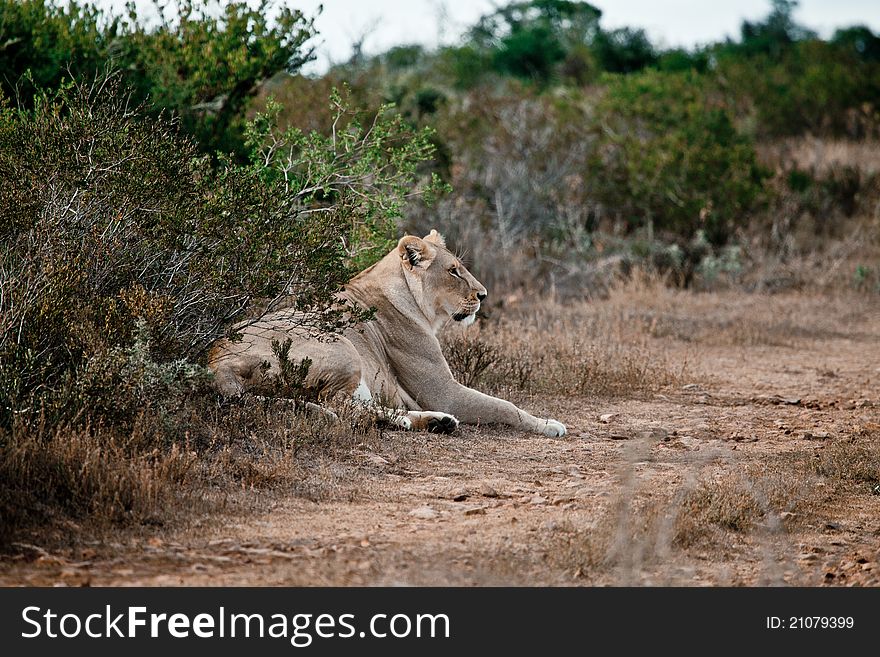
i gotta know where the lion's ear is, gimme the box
[398,235,436,270]
[423,229,446,249]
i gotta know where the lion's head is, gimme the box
[397,229,487,328]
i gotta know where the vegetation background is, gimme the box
[0,1,878,580]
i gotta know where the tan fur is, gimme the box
[208,230,566,437]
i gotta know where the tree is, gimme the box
[832,26,880,62]
[593,27,658,73]
[737,0,816,58]
[468,0,603,84]
[0,0,318,156]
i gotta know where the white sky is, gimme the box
[97,1,880,74]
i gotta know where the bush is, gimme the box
[246,88,448,271]
[117,0,317,156]
[0,74,444,429]
[592,70,767,245]
[592,27,657,73]
[0,0,115,102]
[716,40,880,138]
[0,0,318,156]
[0,71,445,541]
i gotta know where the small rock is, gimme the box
[798,553,819,562]
[479,482,499,498]
[409,506,439,520]
[803,431,831,440]
[552,495,575,505]
[446,488,469,502]
[529,496,548,505]
[779,511,797,521]
[464,507,486,516]
[637,428,668,442]
[599,413,619,423]
[609,433,629,440]
[682,383,701,391]
[725,432,758,442]
[824,521,842,531]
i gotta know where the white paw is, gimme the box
[397,416,413,431]
[541,419,567,437]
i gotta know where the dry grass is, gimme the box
[443,273,687,398]
[811,427,880,491]
[444,270,879,406]
[0,419,196,544]
[673,461,812,548]
[758,138,880,176]
[555,431,880,582]
[547,443,826,583]
[0,396,383,548]
[599,273,878,347]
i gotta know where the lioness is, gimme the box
[208,230,566,437]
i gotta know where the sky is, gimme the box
[99,0,880,74]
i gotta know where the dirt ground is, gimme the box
[3,289,880,587]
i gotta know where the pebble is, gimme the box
[409,506,439,520]
[479,483,499,498]
[599,413,619,423]
[449,488,469,502]
[637,428,669,442]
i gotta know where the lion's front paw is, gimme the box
[541,419,567,437]
[426,413,459,434]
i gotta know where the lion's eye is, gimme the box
[449,267,461,279]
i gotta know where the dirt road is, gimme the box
[4,291,880,586]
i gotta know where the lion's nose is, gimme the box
[477,291,487,301]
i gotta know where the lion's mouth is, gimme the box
[453,303,479,322]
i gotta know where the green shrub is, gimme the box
[0,0,116,102]
[245,88,448,271]
[716,39,880,138]
[0,75,444,429]
[0,0,317,156]
[117,0,317,156]
[592,70,767,245]
[592,27,657,73]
